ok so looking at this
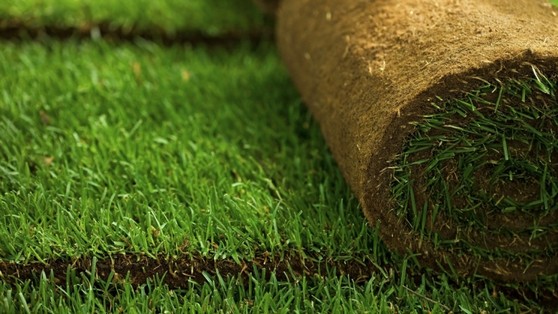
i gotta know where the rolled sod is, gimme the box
[276,0,558,283]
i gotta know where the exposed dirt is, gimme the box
[253,0,281,14]
[276,0,558,283]
[1,252,557,310]
[0,252,379,289]
[0,19,273,46]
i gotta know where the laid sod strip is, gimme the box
[277,0,558,284]
[0,40,378,265]
[2,269,538,314]
[1,256,552,312]
[0,20,271,47]
[0,0,269,36]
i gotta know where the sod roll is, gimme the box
[276,0,558,282]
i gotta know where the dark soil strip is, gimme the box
[1,253,557,310]
[0,19,273,46]
[0,253,377,289]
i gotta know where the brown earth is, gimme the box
[3,253,557,309]
[0,253,379,288]
[253,0,281,14]
[276,0,558,282]
[0,19,272,46]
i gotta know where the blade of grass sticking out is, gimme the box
[456,98,476,111]
[419,202,428,246]
[17,291,30,314]
[408,181,418,229]
[522,85,528,102]
[532,65,552,95]
[502,134,509,161]
[494,84,505,112]
[542,163,549,211]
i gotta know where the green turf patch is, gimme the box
[0,0,269,36]
[0,40,376,263]
[0,261,538,313]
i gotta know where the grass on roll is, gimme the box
[391,67,558,264]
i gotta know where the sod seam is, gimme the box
[0,19,273,46]
[2,252,557,311]
[0,252,381,289]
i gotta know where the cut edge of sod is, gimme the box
[2,252,556,312]
[389,65,558,288]
[0,0,271,36]
[0,19,273,46]
[0,252,382,290]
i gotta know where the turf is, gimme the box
[0,0,269,35]
[0,0,557,313]
[0,259,534,313]
[393,71,558,245]
[0,39,550,313]
[0,41,376,262]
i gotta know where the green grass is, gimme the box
[0,261,532,313]
[390,67,558,285]
[0,41,375,262]
[1,1,557,312]
[0,40,545,312]
[0,0,269,35]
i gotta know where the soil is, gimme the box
[276,0,558,283]
[0,252,378,288]
[253,0,281,14]
[0,19,273,46]
[1,252,557,310]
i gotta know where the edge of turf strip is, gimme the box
[0,253,379,288]
[0,19,273,46]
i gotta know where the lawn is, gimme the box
[0,1,556,313]
[0,0,268,35]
